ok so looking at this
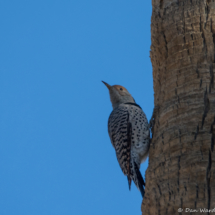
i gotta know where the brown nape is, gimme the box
[112,85,128,92]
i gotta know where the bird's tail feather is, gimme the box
[134,162,145,198]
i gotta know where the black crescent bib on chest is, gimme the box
[124,102,142,110]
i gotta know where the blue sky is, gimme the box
[0,1,153,215]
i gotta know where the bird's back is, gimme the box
[108,103,150,185]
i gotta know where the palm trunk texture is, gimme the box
[141,0,215,214]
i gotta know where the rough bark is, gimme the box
[142,0,215,214]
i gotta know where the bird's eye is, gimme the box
[120,88,123,91]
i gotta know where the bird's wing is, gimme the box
[108,105,131,177]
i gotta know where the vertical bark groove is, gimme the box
[201,87,210,128]
[210,116,215,151]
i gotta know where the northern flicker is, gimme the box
[102,81,150,198]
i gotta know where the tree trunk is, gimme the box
[142,0,215,214]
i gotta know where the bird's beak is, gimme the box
[102,81,111,90]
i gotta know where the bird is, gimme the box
[102,81,150,198]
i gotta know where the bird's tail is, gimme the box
[134,162,145,198]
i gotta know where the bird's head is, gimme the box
[102,81,135,109]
